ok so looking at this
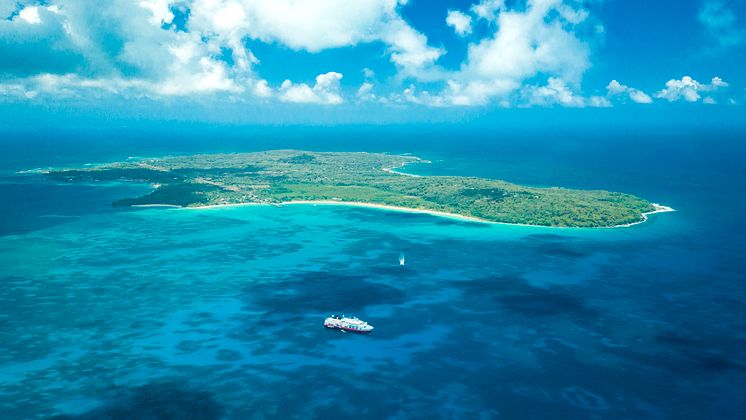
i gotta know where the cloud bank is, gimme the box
[655,76,728,103]
[0,0,739,109]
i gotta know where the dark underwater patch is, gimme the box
[528,242,588,258]
[51,382,223,420]
[652,331,746,373]
[497,286,594,317]
[602,332,746,375]
[448,274,596,319]
[243,271,406,314]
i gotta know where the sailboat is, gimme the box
[399,251,405,266]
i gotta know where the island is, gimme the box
[46,150,671,228]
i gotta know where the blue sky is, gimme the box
[1,0,745,126]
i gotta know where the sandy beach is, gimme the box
[131,204,182,208]
[181,200,675,229]
[186,200,491,224]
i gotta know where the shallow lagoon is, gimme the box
[1,129,745,418]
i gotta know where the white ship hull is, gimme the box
[324,316,374,333]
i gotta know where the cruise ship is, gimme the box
[324,315,374,333]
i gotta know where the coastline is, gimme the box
[380,158,429,177]
[42,151,675,229]
[131,204,182,208]
[177,200,675,229]
[382,167,422,177]
[611,203,676,228]
[185,200,491,224]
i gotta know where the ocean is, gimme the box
[0,125,744,419]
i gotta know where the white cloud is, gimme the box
[5,0,727,112]
[394,76,609,108]
[446,10,472,36]
[2,65,242,100]
[439,0,592,105]
[138,0,175,26]
[156,56,242,95]
[606,80,652,104]
[380,19,444,79]
[188,0,442,78]
[279,72,344,104]
[17,6,42,24]
[472,0,505,21]
[711,76,728,88]
[587,95,612,108]
[253,79,272,98]
[24,73,150,97]
[397,84,445,106]
[655,76,728,102]
[0,0,272,99]
[0,0,443,103]
[0,82,36,99]
[522,77,586,107]
[628,90,653,104]
[556,3,589,25]
[606,80,626,95]
[357,82,379,102]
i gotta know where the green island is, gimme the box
[47,150,668,228]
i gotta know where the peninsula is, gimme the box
[47,150,666,228]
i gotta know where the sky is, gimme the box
[1,0,745,127]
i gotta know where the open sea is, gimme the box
[0,126,745,419]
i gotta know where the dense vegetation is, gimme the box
[47,150,657,227]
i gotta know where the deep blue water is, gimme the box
[0,126,745,419]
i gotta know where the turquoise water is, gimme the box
[1,127,745,418]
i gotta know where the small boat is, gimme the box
[324,315,374,333]
[399,251,405,266]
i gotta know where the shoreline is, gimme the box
[380,157,430,177]
[102,153,675,229]
[185,200,490,224]
[131,204,182,208]
[611,203,676,228]
[175,200,675,229]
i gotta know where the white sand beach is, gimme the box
[183,200,675,229]
[186,200,490,224]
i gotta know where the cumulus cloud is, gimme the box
[395,84,445,106]
[279,72,344,105]
[17,6,42,24]
[3,0,716,111]
[381,19,444,79]
[380,0,603,108]
[188,0,442,78]
[0,0,441,102]
[0,0,249,99]
[472,0,505,21]
[522,78,609,107]
[446,10,472,36]
[357,82,377,102]
[253,79,272,98]
[438,0,593,106]
[606,80,653,104]
[655,76,728,102]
